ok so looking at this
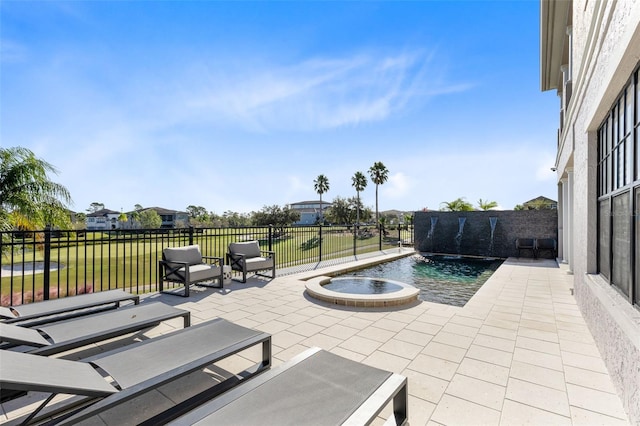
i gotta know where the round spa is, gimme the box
[305,276,419,308]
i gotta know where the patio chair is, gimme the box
[227,240,276,283]
[535,238,557,259]
[1,318,271,425]
[159,245,224,297]
[515,238,536,258]
[0,302,190,356]
[166,347,408,426]
[0,289,139,326]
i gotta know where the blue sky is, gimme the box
[1,1,558,215]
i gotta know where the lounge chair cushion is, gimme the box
[163,245,203,265]
[244,257,274,270]
[180,264,222,283]
[228,241,261,258]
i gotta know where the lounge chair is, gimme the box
[167,347,408,426]
[159,245,224,297]
[0,318,271,425]
[535,238,557,259]
[0,302,190,356]
[227,241,276,283]
[0,289,139,326]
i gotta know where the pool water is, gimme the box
[324,277,404,295]
[340,254,503,307]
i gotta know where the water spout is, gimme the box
[427,217,438,240]
[455,217,466,253]
[488,217,498,255]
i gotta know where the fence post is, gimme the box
[353,225,357,257]
[318,225,323,262]
[43,225,51,300]
[268,225,273,251]
[189,226,194,245]
[379,224,382,251]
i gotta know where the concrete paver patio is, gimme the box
[0,250,631,425]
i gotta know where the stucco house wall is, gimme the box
[543,1,640,422]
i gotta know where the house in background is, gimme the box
[521,195,557,210]
[541,0,640,422]
[141,207,190,229]
[86,208,121,230]
[290,200,332,225]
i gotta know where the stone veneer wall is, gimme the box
[414,210,558,258]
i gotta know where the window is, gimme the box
[598,65,639,308]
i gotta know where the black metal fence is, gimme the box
[1,224,413,306]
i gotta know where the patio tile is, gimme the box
[286,321,326,337]
[448,314,484,328]
[403,368,450,403]
[363,350,411,373]
[559,339,602,357]
[478,324,518,341]
[431,331,474,349]
[406,320,443,335]
[339,335,383,356]
[570,406,630,426]
[517,327,559,343]
[441,322,479,338]
[515,335,561,355]
[509,360,566,391]
[500,399,572,425]
[338,316,374,330]
[561,351,609,374]
[407,353,459,381]
[456,357,510,386]
[445,374,506,410]
[378,338,423,360]
[395,328,435,346]
[431,394,501,426]
[473,333,516,353]
[306,313,342,327]
[466,344,513,368]
[372,317,407,333]
[301,333,343,350]
[563,365,617,393]
[505,377,570,417]
[330,346,367,362]
[566,383,628,420]
[321,323,359,340]
[422,341,467,363]
[276,312,313,325]
[408,395,437,426]
[272,329,307,348]
[512,347,563,371]
[356,325,397,343]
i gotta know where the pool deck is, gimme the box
[0,249,632,425]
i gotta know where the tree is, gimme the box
[440,197,474,211]
[368,161,389,227]
[325,196,369,225]
[87,202,104,213]
[118,212,128,226]
[251,205,300,227]
[478,199,498,211]
[313,174,330,224]
[351,171,368,226]
[134,204,143,211]
[138,209,162,228]
[0,147,72,231]
[186,205,208,220]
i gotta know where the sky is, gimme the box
[1,0,559,216]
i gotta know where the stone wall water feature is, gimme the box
[414,210,558,258]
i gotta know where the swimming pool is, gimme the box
[338,254,503,307]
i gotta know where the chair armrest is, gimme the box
[202,256,224,265]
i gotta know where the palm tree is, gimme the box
[313,174,330,224]
[440,197,474,212]
[0,147,72,231]
[477,199,498,211]
[351,171,368,228]
[368,161,389,227]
